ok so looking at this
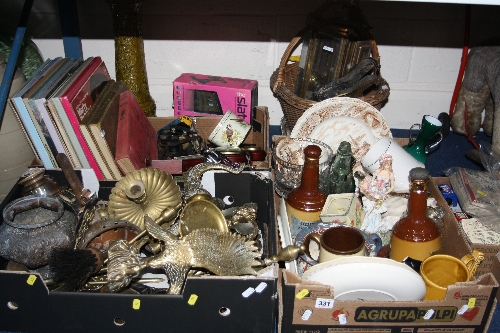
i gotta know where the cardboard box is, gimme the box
[433,176,500,305]
[278,177,498,333]
[0,169,279,333]
[173,73,258,124]
[149,106,270,175]
[492,253,500,302]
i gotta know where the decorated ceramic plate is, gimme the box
[307,115,378,166]
[294,222,382,275]
[290,97,392,148]
[302,256,426,301]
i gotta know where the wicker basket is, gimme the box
[270,34,390,130]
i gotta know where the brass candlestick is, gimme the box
[106,0,156,116]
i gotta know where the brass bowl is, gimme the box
[179,196,228,237]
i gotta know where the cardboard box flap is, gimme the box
[445,273,498,299]
[283,272,498,328]
[284,269,335,309]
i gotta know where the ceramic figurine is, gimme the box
[358,153,395,208]
[358,154,395,234]
[327,141,356,195]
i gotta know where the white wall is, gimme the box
[2,0,500,129]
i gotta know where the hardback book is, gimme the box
[26,58,81,160]
[8,58,53,161]
[80,80,128,179]
[115,89,158,174]
[48,56,111,180]
[45,57,95,169]
[9,58,63,167]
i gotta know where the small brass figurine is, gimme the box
[107,216,260,294]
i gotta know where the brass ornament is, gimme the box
[183,162,245,200]
[225,202,259,240]
[461,249,485,280]
[108,167,182,230]
[18,168,62,197]
[107,216,260,294]
[264,244,306,265]
[179,196,228,237]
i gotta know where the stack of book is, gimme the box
[9,57,158,180]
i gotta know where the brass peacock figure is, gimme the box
[107,216,260,294]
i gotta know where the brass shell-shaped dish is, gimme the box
[108,168,182,230]
[179,198,228,237]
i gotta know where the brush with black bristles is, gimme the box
[49,247,106,292]
[49,205,182,291]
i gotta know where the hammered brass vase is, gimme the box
[106,0,156,116]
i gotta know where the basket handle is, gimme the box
[273,27,310,91]
[370,40,380,63]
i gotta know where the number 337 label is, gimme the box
[315,298,334,309]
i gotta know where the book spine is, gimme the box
[65,56,104,101]
[45,100,83,168]
[80,124,114,179]
[29,98,64,156]
[8,99,40,160]
[11,96,56,167]
[115,92,133,173]
[34,99,65,154]
[116,158,135,175]
[60,96,105,180]
[52,98,90,170]
[89,125,123,179]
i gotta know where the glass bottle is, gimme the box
[390,167,441,262]
[286,145,327,237]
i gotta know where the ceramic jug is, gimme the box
[286,145,327,237]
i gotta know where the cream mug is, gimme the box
[303,226,366,263]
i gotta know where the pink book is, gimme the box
[58,57,111,180]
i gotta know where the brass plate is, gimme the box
[179,199,228,237]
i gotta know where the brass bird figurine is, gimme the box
[107,216,260,294]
